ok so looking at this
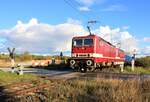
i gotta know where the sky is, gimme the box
[0,0,150,56]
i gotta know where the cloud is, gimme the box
[139,46,150,56]
[102,4,127,12]
[122,26,130,30]
[0,18,139,55]
[144,46,150,54]
[76,0,97,6]
[144,37,150,42]
[0,38,6,49]
[94,26,138,53]
[76,0,105,11]
[0,18,87,54]
[67,18,81,25]
[78,6,90,11]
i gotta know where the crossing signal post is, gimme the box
[131,49,136,71]
[7,47,15,73]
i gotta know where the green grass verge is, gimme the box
[0,71,38,85]
[123,66,150,74]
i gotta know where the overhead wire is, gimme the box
[63,0,104,34]
[63,0,132,53]
[69,0,102,25]
[63,0,90,22]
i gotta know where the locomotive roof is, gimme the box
[99,37,124,52]
[73,35,95,38]
[73,35,124,52]
[73,35,114,46]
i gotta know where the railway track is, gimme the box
[40,70,150,81]
[77,72,150,80]
[0,72,150,102]
[6,72,149,96]
[0,81,53,102]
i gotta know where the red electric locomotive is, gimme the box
[69,34,125,72]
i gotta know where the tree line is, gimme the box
[135,56,150,68]
[0,51,68,62]
[0,52,149,68]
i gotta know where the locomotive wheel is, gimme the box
[80,67,87,73]
[74,67,80,72]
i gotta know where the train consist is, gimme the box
[68,34,125,72]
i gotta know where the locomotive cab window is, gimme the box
[84,39,93,46]
[73,39,82,46]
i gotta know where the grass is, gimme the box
[0,63,150,101]
[11,79,150,102]
[0,71,38,86]
[0,71,150,102]
[104,66,150,74]
[123,66,150,74]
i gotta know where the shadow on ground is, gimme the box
[31,64,72,71]
[0,86,10,102]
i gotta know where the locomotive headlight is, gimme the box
[71,53,76,57]
[70,60,76,65]
[86,60,92,66]
[90,53,93,57]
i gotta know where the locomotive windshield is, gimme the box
[84,39,93,46]
[73,38,93,46]
[73,39,82,46]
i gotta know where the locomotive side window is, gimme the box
[98,39,101,47]
[84,39,93,46]
[99,39,104,47]
[73,39,83,46]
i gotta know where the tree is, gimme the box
[21,51,32,61]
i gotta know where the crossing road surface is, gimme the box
[0,67,79,79]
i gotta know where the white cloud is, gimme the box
[122,26,130,30]
[0,18,87,54]
[0,18,139,55]
[102,4,127,12]
[67,18,81,25]
[76,0,97,6]
[78,6,90,11]
[94,26,138,53]
[144,37,150,42]
[0,38,6,49]
[76,0,105,11]
[138,46,150,56]
[145,46,150,54]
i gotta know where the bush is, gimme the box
[135,56,150,68]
